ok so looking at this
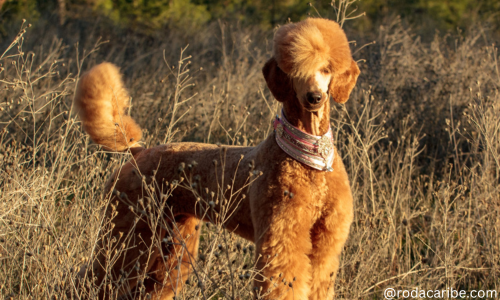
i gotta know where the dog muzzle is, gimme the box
[273,110,334,172]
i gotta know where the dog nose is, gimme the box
[306,92,322,104]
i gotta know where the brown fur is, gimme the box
[76,18,358,300]
[273,18,360,104]
[75,63,142,151]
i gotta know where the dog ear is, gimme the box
[329,58,360,104]
[262,57,294,103]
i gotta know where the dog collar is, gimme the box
[273,110,334,172]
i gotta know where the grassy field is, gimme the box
[0,8,499,300]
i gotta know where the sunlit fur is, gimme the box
[273,18,360,105]
[274,19,351,79]
[75,63,142,151]
[76,18,359,300]
[292,70,332,111]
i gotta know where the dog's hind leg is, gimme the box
[83,221,161,299]
[144,215,202,300]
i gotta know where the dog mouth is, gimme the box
[304,103,322,112]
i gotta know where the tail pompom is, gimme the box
[75,63,142,152]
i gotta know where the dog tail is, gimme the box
[75,63,143,152]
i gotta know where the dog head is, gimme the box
[263,18,360,110]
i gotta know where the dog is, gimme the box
[75,17,359,300]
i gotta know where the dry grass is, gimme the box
[1,12,499,300]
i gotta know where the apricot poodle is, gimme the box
[75,17,359,300]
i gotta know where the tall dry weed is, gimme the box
[1,13,499,300]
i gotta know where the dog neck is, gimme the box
[282,97,331,136]
[273,109,335,171]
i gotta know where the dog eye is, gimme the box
[321,68,330,74]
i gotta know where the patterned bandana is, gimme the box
[273,110,334,172]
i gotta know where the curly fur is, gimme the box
[76,18,358,300]
[75,63,142,151]
[272,18,360,104]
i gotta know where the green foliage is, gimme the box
[192,0,311,28]
[1,0,41,21]
[0,0,499,35]
[426,0,471,27]
[94,0,211,31]
[358,0,500,30]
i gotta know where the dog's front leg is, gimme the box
[307,204,353,300]
[251,195,314,300]
[308,168,354,300]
